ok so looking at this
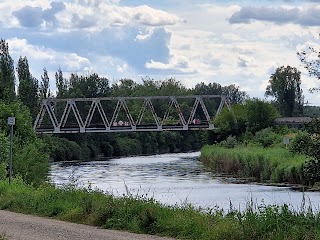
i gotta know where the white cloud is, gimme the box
[228,3,320,26]
[56,2,181,30]
[1,0,320,105]
[116,63,128,73]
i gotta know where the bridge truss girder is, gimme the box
[33,95,232,134]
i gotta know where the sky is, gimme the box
[1,0,320,105]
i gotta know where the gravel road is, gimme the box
[0,210,176,240]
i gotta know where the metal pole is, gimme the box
[9,123,13,184]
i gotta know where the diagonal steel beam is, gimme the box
[33,95,234,134]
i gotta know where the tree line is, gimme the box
[0,38,319,164]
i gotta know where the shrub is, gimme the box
[289,131,312,155]
[303,158,320,185]
[254,128,281,148]
[220,136,238,148]
[13,140,49,186]
[42,136,83,161]
[0,101,36,145]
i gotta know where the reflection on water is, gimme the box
[50,152,320,211]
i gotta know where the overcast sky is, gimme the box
[1,0,320,105]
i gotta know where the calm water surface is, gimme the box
[50,152,320,211]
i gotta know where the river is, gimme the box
[50,152,320,211]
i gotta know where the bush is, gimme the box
[220,136,238,148]
[0,131,9,160]
[0,162,7,180]
[13,140,49,186]
[116,138,142,156]
[303,158,320,185]
[254,128,281,148]
[289,131,312,155]
[43,136,83,161]
[0,101,36,144]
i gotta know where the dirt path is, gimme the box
[0,210,176,240]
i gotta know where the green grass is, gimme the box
[1,178,320,239]
[0,234,8,240]
[200,145,309,184]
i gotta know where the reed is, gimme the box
[200,145,309,184]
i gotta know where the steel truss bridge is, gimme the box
[33,95,232,134]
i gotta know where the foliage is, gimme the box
[289,131,312,156]
[17,56,39,119]
[222,84,248,104]
[246,99,279,133]
[214,104,247,140]
[0,234,8,240]
[0,101,49,185]
[1,179,320,240]
[301,134,320,185]
[0,131,9,163]
[266,65,303,117]
[13,140,49,186]
[219,136,238,148]
[42,135,83,161]
[39,68,51,99]
[0,101,36,145]
[298,41,320,87]
[68,73,110,98]
[304,118,320,134]
[200,145,307,184]
[55,67,68,98]
[194,82,248,104]
[0,39,15,102]
[115,137,143,156]
[289,123,320,186]
[303,106,320,117]
[303,158,320,186]
[253,128,282,148]
[0,132,9,180]
[0,162,6,181]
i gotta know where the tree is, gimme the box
[111,78,137,97]
[68,73,110,98]
[158,78,187,96]
[0,39,15,102]
[222,84,248,104]
[265,66,303,117]
[193,82,222,95]
[246,98,279,133]
[55,67,68,98]
[17,56,39,119]
[298,38,320,91]
[214,104,247,139]
[39,68,51,99]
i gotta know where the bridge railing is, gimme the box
[33,95,232,134]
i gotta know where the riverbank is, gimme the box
[1,178,320,240]
[200,144,310,187]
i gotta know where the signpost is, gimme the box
[283,137,290,149]
[8,116,15,184]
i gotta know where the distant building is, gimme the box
[274,117,313,128]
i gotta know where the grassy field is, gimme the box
[0,178,320,240]
[200,145,309,184]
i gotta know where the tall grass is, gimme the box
[1,178,320,239]
[200,145,309,184]
[0,235,7,240]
